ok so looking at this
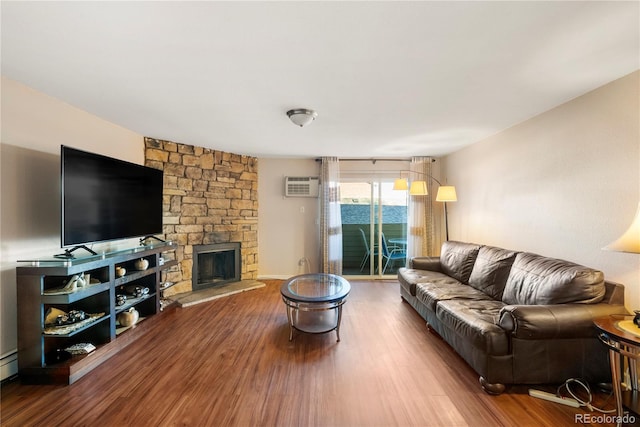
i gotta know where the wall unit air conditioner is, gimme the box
[284,176,320,198]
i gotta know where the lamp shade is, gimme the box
[409,181,428,196]
[393,178,408,191]
[603,202,640,254]
[436,186,458,202]
[287,109,317,127]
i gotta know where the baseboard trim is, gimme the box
[1,351,18,382]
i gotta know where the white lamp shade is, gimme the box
[409,181,428,196]
[604,202,640,254]
[393,178,408,191]
[436,186,458,202]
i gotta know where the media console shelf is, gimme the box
[17,243,178,385]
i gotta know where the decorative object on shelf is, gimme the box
[43,274,85,295]
[634,310,640,327]
[43,312,105,335]
[44,307,67,325]
[117,307,139,327]
[64,343,96,355]
[66,273,85,290]
[45,307,87,326]
[116,294,127,306]
[124,285,149,298]
[55,309,86,326]
[286,108,318,127]
[115,266,126,277]
[159,281,174,291]
[134,258,149,271]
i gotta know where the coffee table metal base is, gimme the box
[282,298,346,342]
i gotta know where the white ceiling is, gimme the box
[2,1,639,159]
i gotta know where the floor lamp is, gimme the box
[393,173,457,241]
[436,186,457,241]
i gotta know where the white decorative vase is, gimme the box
[134,258,149,271]
[117,307,139,327]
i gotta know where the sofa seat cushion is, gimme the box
[398,268,449,296]
[416,278,493,312]
[440,241,482,284]
[436,299,509,356]
[502,252,606,305]
[468,246,518,300]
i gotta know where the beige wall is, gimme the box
[258,159,320,278]
[0,77,144,378]
[257,158,446,278]
[443,70,640,310]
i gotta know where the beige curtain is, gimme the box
[407,156,436,258]
[320,157,343,274]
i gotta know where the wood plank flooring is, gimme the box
[1,280,629,426]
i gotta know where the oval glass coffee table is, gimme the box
[281,273,350,342]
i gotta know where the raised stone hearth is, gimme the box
[144,137,258,296]
[170,280,266,307]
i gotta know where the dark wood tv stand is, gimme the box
[16,243,178,385]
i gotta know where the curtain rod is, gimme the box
[340,169,443,185]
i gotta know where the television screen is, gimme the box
[61,146,164,247]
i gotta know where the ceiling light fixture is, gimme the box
[287,108,318,127]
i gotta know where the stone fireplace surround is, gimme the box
[144,137,258,296]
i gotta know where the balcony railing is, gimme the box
[341,223,406,275]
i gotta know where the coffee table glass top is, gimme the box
[281,273,350,303]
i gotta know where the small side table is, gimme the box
[594,315,640,425]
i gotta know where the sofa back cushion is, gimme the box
[502,252,605,305]
[468,246,518,300]
[440,241,482,284]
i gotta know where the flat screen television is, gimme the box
[61,146,164,253]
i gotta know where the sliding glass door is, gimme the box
[340,179,408,277]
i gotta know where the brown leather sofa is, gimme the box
[398,241,628,394]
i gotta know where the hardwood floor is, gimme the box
[1,280,628,426]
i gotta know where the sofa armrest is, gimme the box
[498,303,629,339]
[410,256,442,272]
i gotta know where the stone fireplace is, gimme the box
[144,137,258,296]
[193,242,241,291]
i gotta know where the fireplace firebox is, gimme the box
[192,242,241,291]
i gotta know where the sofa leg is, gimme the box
[479,377,506,395]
